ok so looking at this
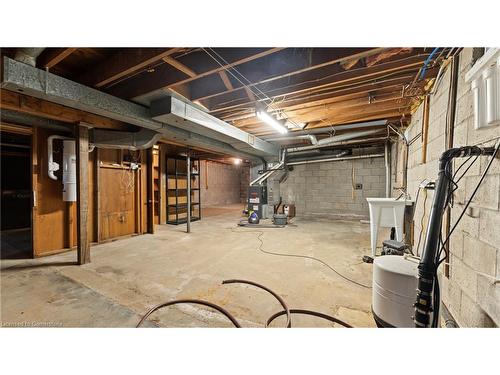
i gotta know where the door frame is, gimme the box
[0,123,35,258]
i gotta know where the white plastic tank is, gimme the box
[372,255,420,327]
[472,77,486,130]
[62,140,77,202]
[482,58,500,127]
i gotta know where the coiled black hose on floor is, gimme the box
[136,299,242,328]
[222,279,291,328]
[266,309,353,328]
[137,280,354,328]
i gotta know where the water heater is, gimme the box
[48,136,77,202]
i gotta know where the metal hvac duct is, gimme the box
[14,48,45,66]
[90,128,162,150]
[266,134,318,144]
[1,57,277,162]
[261,120,387,140]
[287,133,387,153]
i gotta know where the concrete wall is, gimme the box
[200,160,248,207]
[279,147,387,218]
[394,48,500,327]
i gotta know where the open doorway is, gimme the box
[1,131,33,259]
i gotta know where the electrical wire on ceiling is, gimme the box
[214,64,424,111]
[202,48,313,131]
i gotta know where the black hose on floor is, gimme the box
[266,309,353,328]
[222,279,291,328]
[136,299,241,328]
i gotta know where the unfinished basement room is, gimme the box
[3,1,500,370]
[2,45,499,332]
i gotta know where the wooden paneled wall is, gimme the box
[30,130,149,257]
[33,127,96,256]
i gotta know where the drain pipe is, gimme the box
[287,150,350,164]
[14,48,45,66]
[287,136,388,154]
[287,153,384,166]
[385,141,392,197]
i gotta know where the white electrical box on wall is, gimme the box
[465,48,500,129]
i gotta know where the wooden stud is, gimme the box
[31,126,37,258]
[421,95,430,163]
[146,147,155,234]
[94,148,101,242]
[76,125,90,264]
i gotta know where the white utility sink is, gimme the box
[366,198,414,257]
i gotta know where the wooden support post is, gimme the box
[94,148,101,242]
[421,95,430,163]
[146,147,155,234]
[76,125,90,264]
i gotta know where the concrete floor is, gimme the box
[1,204,383,328]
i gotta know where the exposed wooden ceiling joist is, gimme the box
[78,48,180,87]
[187,48,390,105]
[37,48,77,69]
[215,75,420,121]
[107,48,285,99]
[162,55,197,78]
[218,71,234,90]
[207,52,432,113]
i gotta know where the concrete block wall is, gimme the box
[200,160,243,207]
[279,147,386,218]
[393,48,500,327]
[239,163,250,203]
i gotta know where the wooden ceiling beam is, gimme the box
[218,71,234,90]
[190,48,389,103]
[209,56,437,116]
[78,48,180,88]
[215,76,417,121]
[232,92,409,128]
[0,89,133,131]
[109,48,285,100]
[37,48,77,69]
[162,55,197,77]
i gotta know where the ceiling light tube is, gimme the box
[256,109,288,134]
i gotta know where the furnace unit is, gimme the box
[247,185,268,219]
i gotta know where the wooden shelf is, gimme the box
[166,156,201,225]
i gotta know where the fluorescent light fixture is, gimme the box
[256,109,288,134]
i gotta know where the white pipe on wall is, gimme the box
[287,153,384,166]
